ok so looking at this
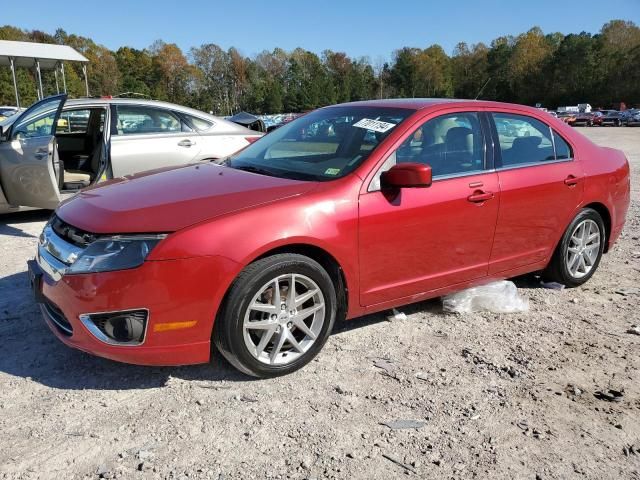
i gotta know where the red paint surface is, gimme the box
[42,99,630,365]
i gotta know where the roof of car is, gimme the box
[63,97,254,133]
[65,97,212,116]
[327,98,541,111]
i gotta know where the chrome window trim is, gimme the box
[495,157,574,172]
[79,308,150,347]
[431,168,493,182]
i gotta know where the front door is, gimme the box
[359,111,499,306]
[0,94,66,209]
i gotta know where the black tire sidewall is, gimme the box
[216,254,337,378]
[551,209,606,287]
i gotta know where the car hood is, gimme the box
[57,164,316,233]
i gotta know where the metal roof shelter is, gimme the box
[0,40,90,108]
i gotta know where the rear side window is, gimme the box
[552,130,572,160]
[56,109,91,134]
[493,113,557,167]
[115,106,184,135]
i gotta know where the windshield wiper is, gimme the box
[231,165,278,177]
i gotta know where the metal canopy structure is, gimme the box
[0,40,90,107]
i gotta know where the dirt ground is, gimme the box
[0,127,639,480]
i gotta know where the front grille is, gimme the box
[51,215,102,247]
[42,300,73,336]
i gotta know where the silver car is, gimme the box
[0,95,261,214]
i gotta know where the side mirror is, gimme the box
[381,163,432,189]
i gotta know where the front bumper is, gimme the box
[30,252,239,366]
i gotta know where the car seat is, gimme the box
[435,126,473,175]
[503,136,542,166]
[63,141,102,190]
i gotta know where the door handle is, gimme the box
[178,139,195,147]
[564,175,579,186]
[35,153,48,159]
[467,190,494,203]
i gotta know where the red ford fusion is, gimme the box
[29,99,630,377]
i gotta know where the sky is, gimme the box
[3,0,639,60]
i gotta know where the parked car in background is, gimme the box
[0,95,262,214]
[621,109,640,126]
[568,112,595,127]
[600,110,623,127]
[557,111,576,124]
[29,99,630,377]
[0,106,23,121]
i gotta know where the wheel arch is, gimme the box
[582,202,612,253]
[212,243,350,342]
[252,244,349,323]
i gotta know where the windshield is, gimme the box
[226,106,414,181]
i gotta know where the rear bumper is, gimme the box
[30,254,239,366]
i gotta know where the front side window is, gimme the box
[493,113,559,167]
[12,98,63,140]
[369,112,486,190]
[226,106,414,181]
[115,106,183,135]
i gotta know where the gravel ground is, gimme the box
[0,128,639,480]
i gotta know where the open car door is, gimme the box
[0,94,66,209]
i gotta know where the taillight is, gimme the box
[245,136,260,144]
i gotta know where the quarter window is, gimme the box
[115,106,184,135]
[184,114,214,131]
[552,130,573,160]
[493,113,562,167]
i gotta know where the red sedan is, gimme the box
[29,99,630,377]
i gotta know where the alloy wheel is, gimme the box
[565,219,601,279]
[243,273,325,365]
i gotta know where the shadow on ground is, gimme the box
[0,262,446,392]
[0,210,52,238]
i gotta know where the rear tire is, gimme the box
[543,208,605,287]
[213,254,337,378]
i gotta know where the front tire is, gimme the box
[544,208,605,287]
[213,254,337,378]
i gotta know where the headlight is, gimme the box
[66,236,166,274]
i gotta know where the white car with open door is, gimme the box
[0,95,261,214]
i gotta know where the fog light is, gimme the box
[79,309,148,345]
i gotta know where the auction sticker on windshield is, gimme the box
[352,118,396,133]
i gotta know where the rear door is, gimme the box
[0,94,66,209]
[488,111,584,274]
[110,104,201,177]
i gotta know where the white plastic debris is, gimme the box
[442,280,529,314]
[386,308,407,321]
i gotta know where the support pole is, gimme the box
[9,57,19,108]
[61,62,67,93]
[82,64,89,97]
[54,64,60,94]
[36,59,43,100]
